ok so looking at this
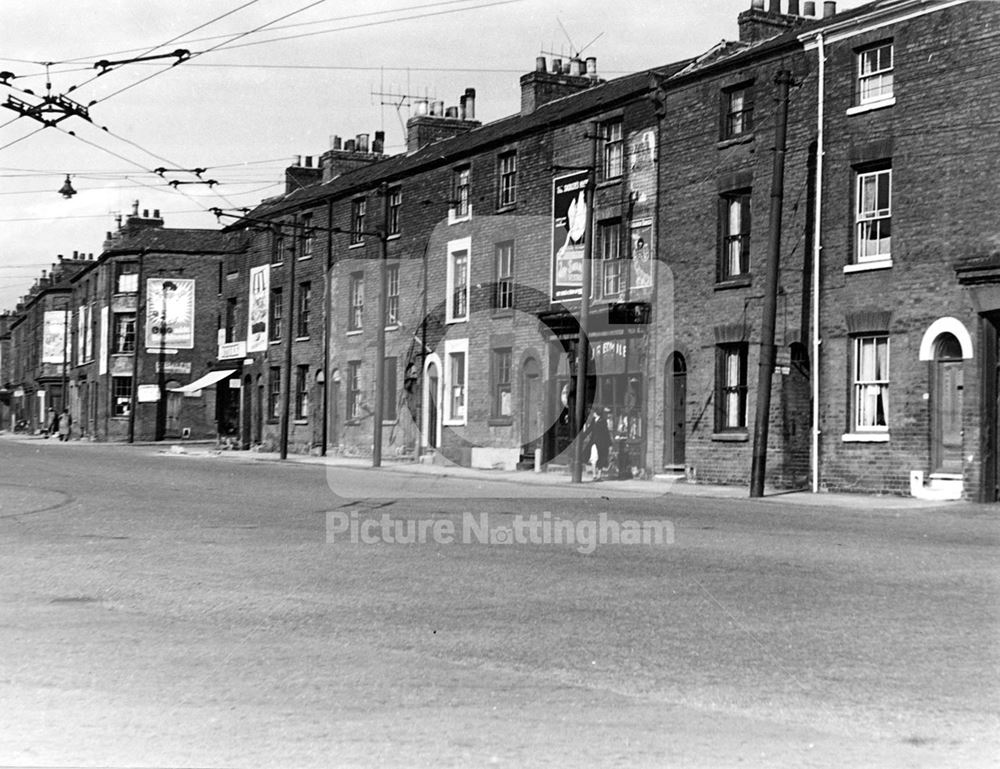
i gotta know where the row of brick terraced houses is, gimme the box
[2,0,998,500]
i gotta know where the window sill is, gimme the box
[297,256,313,261]
[349,242,365,249]
[270,339,282,345]
[844,259,892,273]
[267,419,280,425]
[293,419,308,425]
[345,330,363,337]
[295,336,310,342]
[382,419,398,426]
[386,233,401,241]
[384,324,399,332]
[491,308,514,319]
[712,431,749,442]
[716,133,755,149]
[597,177,622,189]
[847,97,895,116]
[445,317,468,325]
[715,275,752,290]
[448,213,472,226]
[496,203,517,214]
[488,417,513,427]
[443,419,467,427]
[842,432,889,443]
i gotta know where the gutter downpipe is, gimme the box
[811,33,825,494]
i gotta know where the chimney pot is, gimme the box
[551,58,562,74]
[768,0,780,12]
[106,231,112,240]
[153,209,160,218]
[143,209,149,218]
[569,58,583,76]
[788,0,799,12]
[304,155,313,167]
[465,88,476,119]
[445,106,459,118]
[459,95,467,119]
[344,139,356,152]
[823,0,835,16]
[332,135,342,149]
[415,99,428,115]
[373,130,385,154]
[357,133,369,152]
[432,100,444,116]
[803,0,815,13]
[72,251,77,259]
[535,55,546,72]
[586,56,598,79]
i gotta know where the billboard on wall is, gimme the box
[550,171,590,302]
[42,310,67,363]
[145,278,195,349]
[247,264,270,353]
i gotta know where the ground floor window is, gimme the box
[383,357,398,421]
[715,343,747,431]
[492,348,512,418]
[852,334,889,431]
[444,339,468,424]
[269,367,281,419]
[347,361,362,421]
[112,376,132,416]
[295,365,309,419]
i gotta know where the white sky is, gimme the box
[0,0,866,311]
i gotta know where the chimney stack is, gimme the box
[823,0,836,17]
[520,55,600,115]
[738,0,807,43]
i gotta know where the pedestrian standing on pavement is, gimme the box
[46,408,58,439]
[58,409,71,442]
[584,408,611,481]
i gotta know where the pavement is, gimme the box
[0,430,959,509]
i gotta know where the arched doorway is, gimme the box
[664,352,686,468]
[241,374,253,449]
[521,356,542,456]
[423,355,441,449]
[932,333,963,474]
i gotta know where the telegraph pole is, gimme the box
[372,183,390,467]
[750,70,793,498]
[127,251,145,443]
[571,123,599,483]
[279,221,296,460]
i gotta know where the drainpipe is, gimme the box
[811,34,825,494]
[321,198,333,456]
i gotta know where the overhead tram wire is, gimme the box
[64,0,265,95]
[90,0,333,108]
[23,0,509,69]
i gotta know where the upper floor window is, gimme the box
[386,264,400,327]
[497,151,517,208]
[599,220,623,297]
[856,166,891,263]
[225,297,239,343]
[300,213,314,259]
[852,334,889,431]
[113,313,136,354]
[388,187,402,236]
[297,281,311,338]
[493,241,514,311]
[857,42,893,105]
[451,166,471,221]
[447,238,470,322]
[720,190,751,280]
[269,287,283,341]
[601,119,623,179]
[716,343,748,431]
[115,262,138,294]
[272,230,286,264]
[348,272,364,331]
[722,82,754,139]
[350,198,366,245]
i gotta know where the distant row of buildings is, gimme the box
[2,0,998,500]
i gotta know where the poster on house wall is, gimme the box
[77,306,87,364]
[247,264,270,353]
[145,278,195,349]
[551,171,590,302]
[99,306,108,375]
[630,220,654,290]
[627,128,657,296]
[42,310,68,363]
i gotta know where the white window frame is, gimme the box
[386,263,400,328]
[852,334,889,433]
[498,151,517,208]
[858,42,894,106]
[449,166,472,224]
[856,167,892,264]
[446,237,471,323]
[443,337,469,426]
[602,119,623,179]
[348,272,364,332]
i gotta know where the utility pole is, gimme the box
[750,70,793,498]
[372,183,390,467]
[321,199,333,456]
[279,221,296,460]
[571,123,599,483]
[127,251,145,444]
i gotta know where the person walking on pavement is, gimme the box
[46,408,59,439]
[585,408,612,481]
[58,409,71,442]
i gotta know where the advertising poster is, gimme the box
[42,310,67,363]
[551,171,589,302]
[99,306,109,374]
[630,220,654,290]
[146,278,195,349]
[77,306,87,364]
[247,264,270,353]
